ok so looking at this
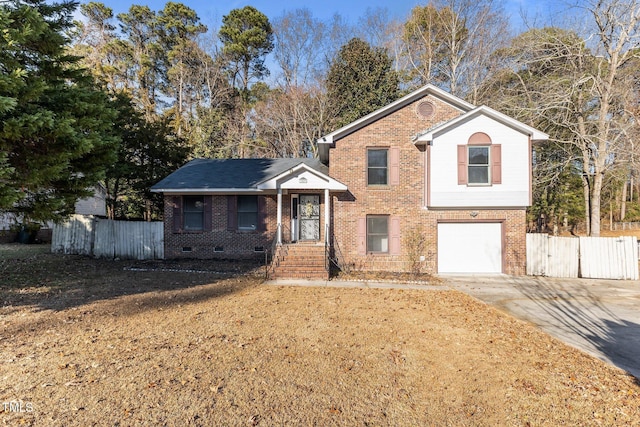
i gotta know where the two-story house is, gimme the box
[151,85,548,277]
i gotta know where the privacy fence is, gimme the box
[526,233,638,280]
[51,215,164,260]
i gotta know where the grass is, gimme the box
[1,244,639,426]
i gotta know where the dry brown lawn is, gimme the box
[1,244,639,426]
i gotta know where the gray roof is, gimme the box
[151,158,329,192]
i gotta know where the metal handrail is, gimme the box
[266,224,282,279]
[330,234,347,273]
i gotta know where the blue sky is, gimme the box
[81,0,570,32]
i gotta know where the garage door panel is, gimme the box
[438,223,502,274]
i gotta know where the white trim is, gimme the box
[317,84,474,162]
[276,188,282,244]
[324,188,330,244]
[150,188,266,194]
[291,194,299,242]
[415,105,549,145]
[257,163,347,191]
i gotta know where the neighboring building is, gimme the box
[74,183,107,217]
[0,185,107,243]
[151,85,548,277]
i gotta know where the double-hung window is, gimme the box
[468,146,490,185]
[237,195,258,230]
[183,196,204,231]
[457,133,501,186]
[367,215,389,253]
[367,148,388,185]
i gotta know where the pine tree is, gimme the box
[326,38,399,128]
[0,0,118,222]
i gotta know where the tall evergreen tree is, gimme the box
[104,94,189,221]
[326,38,399,128]
[219,6,274,97]
[0,0,118,223]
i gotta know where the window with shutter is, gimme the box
[367,215,389,253]
[458,133,501,186]
[183,196,204,231]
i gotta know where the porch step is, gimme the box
[270,243,328,280]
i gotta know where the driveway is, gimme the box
[443,275,640,379]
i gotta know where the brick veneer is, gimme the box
[163,193,328,259]
[160,92,529,275]
[329,94,528,275]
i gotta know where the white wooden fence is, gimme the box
[579,236,638,280]
[52,215,164,260]
[526,233,638,280]
[526,233,580,278]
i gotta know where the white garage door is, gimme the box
[437,223,502,274]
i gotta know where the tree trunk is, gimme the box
[620,179,628,221]
[582,173,591,236]
[590,171,604,237]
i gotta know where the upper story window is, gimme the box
[367,148,388,185]
[457,133,501,186]
[183,196,204,231]
[237,195,258,230]
[468,146,490,184]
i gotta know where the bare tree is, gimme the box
[401,0,509,98]
[481,0,640,236]
[272,8,328,88]
[253,85,331,158]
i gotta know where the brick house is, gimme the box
[151,84,548,277]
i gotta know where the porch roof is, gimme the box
[151,158,345,194]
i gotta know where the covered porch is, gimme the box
[257,163,347,279]
[257,162,347,246]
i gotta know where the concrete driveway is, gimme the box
[443,275,640,379]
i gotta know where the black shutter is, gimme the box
[257,196,266,231]
[172,196,182,233]
[227,195,237,231]
[204,195,213,232]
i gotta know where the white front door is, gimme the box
[437,222,503,273]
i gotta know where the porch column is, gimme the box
[276,187,283,244]
[324,188,330,244]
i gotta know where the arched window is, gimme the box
[457,133,501,185]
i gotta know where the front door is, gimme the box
[299,194,320,241]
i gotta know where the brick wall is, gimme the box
[163,192,329,259]
[163,195,278,259]
[329,94,528,275]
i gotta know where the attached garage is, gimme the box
[437,222,503,274]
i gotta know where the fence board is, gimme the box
[579,236,638,280]
[52,216,163,260]
[526,234,579,278]
[526,233,548,276]
[548,235,579,278]
[51,215,95,255]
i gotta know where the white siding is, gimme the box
[429,115,530,208]
[74,187,107,216]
